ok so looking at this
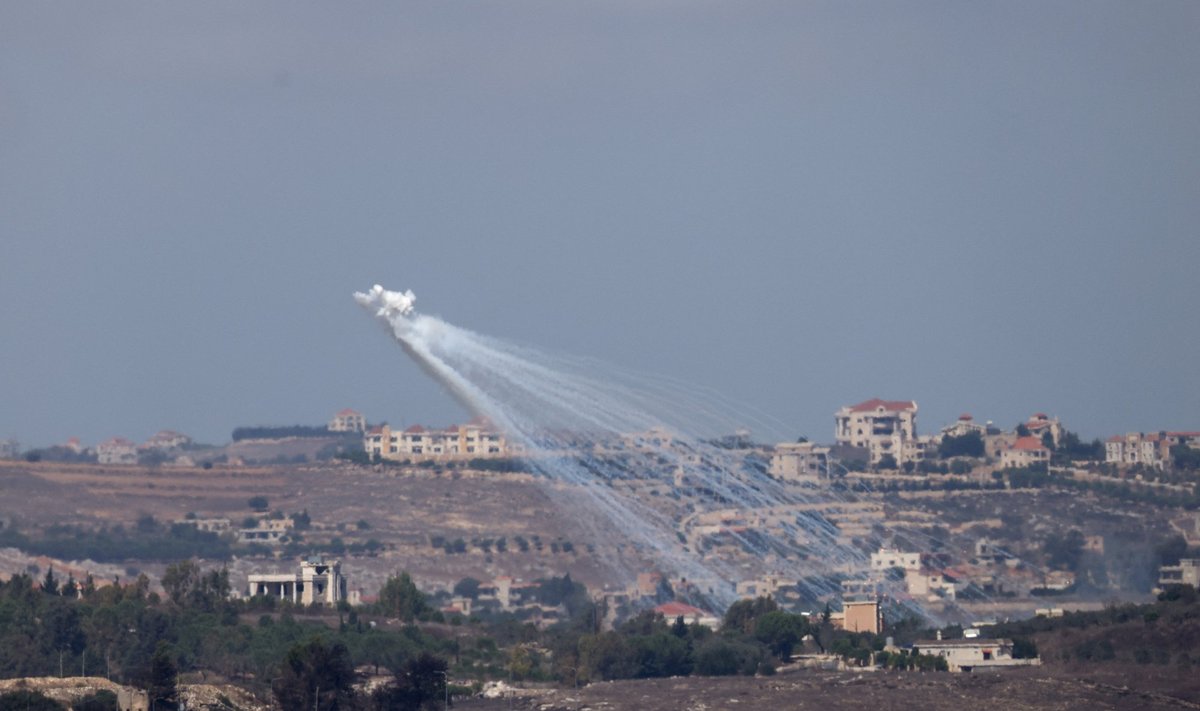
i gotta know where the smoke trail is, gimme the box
[356,285,933,614]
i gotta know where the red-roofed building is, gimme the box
[1000,436,1050,469]
[141,430,192,451]
[1023,413,1063,447]
[328,409,366,433]
[835,398,922,466]
[1105,432,1176,469]
[653,602,720,629]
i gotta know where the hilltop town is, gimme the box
[1,399,1198,709]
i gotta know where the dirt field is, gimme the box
[0,461,632,595]
[458,666,1200,711]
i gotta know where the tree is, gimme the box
[1044,529,1085,572]
[579,632,635,681]
[753,611,809,660]
[42,566,59,595]
[1011,637,1038,659]
[1172,445,1200,471]
[0,691,63,711]
[938,431,984,459]
[877,454,898,470]
[370,653,447,711]
[378,572,428,622]
[452,577,481,599]
[1156,535,1190,567]
[273,638,359,711]
[148,642,179,711]
[247,496,269,512]
[722,596,778,635]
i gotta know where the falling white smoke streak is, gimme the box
[355,285,945,614]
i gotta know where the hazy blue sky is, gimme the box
[2,2,1197,448]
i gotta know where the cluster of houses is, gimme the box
[94,431,193,465]
[1106,431,1200,470]
[769,397,1198,479]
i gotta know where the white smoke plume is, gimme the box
[355,284,980,619]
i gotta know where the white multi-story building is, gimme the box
[329,409,367,433]
[96,437,138,465]
[834,399,920,466]
[248,557,349,606]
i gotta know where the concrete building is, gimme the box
[769,442,830,482]
[1000,436,1050,469]
[840,600,882,634]
[248,557,348,606]
[0,439,18,459]
[1158,558,1200,590]
[364,418,520,462]
[96,437,138,465]
[834,399,919,466]
[913,637,1038,672]
[237,518,292,544]
[177,517,231,533]
[329,409,367,433]
[870,548,921,572]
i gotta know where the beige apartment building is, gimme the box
[364,417,520,461]
[329,408,367,433]
[834,399,921,466]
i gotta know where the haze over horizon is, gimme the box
[2,3,1198,449]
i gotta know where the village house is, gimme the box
[653,601,721,630]
[1023,413,1063,447]
[833,600,882,634]
[1000,436,1050,469]
[870,548,921,573]
[176,517,231,533]
[328,408,367,433]
[913,635,1039,672]
[940,413,988,440]
[769,442,830,483]
[140,430,192,451]
[247,556,352,606]
[237,518,293,544]
[96,437,138,465]
[1157,558,1200,591]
